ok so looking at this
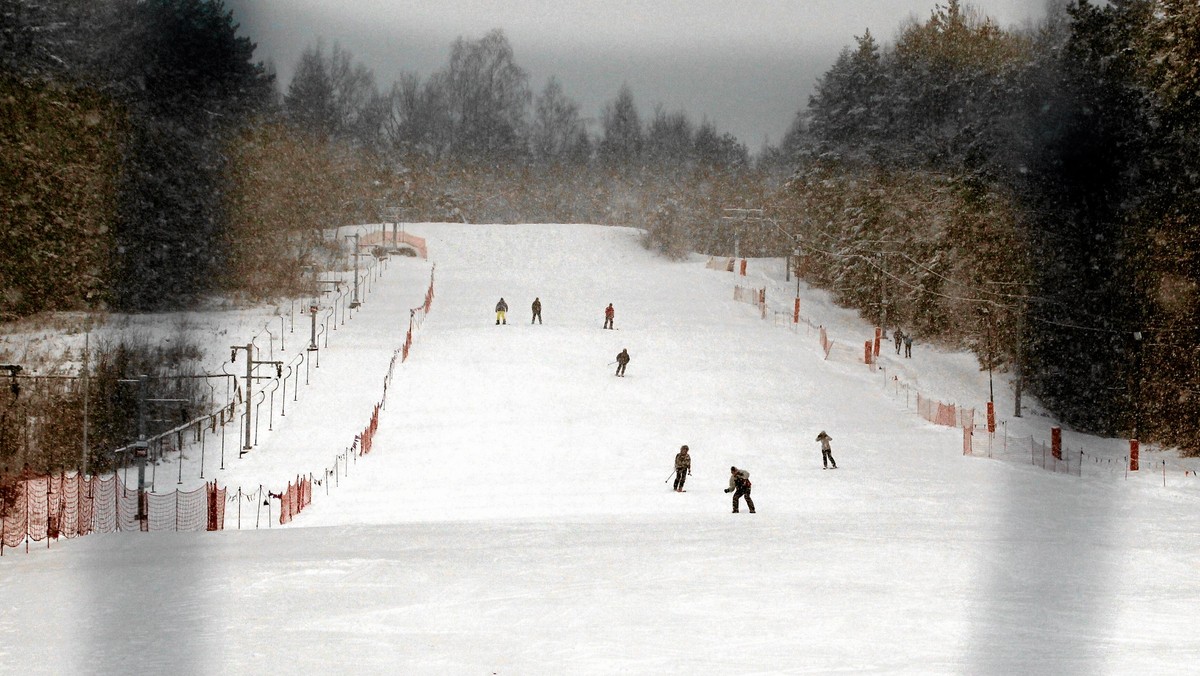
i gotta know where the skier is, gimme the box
[615,348,630,377]
[903,332,913,358]
[724,466,755,513]
[672,445,692,492]
[894,329,904,355]
[603,303,615,330]
[495,298,508,325]
[816,430,837,469]
[531,297,542,324]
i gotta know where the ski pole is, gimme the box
[665,470,676,483]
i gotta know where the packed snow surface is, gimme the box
[2,223,1197,675]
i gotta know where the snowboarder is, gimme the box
[724,466,755,513]
[894,329,904,355]
[603,303,615,330]
[495,298,508,325]
[816,430,837,469]
[673,445,692,492]
[615,348,630,377]
[903,332,913,358]
[531,297,542,324]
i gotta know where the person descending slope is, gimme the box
[816,430,837,469]
[603,303,615,330]
[531,297,542,324]
[724,466,755,513]
[615,348,630,377]
[495,298,508,325]
[673,445,692,492]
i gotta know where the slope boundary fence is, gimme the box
[0,260,437,553]
[726,258,1198,489]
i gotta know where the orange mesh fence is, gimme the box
[706,256,736,272]
[0,473,234,552]
[916,393,962,428]
[360,229,428,259]
[207,482,225,531]
[276,476,313,526]
[360,404,381,455]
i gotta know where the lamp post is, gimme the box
[0,365,21,469]
[878,252,889,339]
[982,307,994,405]
[344,233,362,309]
[1132,330,1143,439]
[230,344,282,454]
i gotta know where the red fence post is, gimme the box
[793,297,800,324]
[873,327,881,357]
[739,259,747,276]
[864,341,872,365]
[986,401,996,434]
[1051,426,1062,461]
[1129,438,1139,471]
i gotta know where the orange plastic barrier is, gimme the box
[360,229,428,260]
[1,474,228,554]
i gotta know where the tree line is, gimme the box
[778,0,1200,452]
[1,3,752,318]
[3,0,1199,456]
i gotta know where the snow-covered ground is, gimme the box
[2,223,1197,675]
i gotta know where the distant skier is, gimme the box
[603,303,615,330]
[894,329,904,355]
[816,430,837,469]
[615,348,630,377]
[531,297,542,324]
[724,466,755,513]
[495,298,508,325]
[673,445,692,492]
[903,332,913,358]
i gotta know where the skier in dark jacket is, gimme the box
[724,466,755,513]
[673,445,692,492]
[615,348,630,377]
[495,298,508,325]
[903,333,913,358]
[894,329,904,355]
[604,303,615,330]
[531,297,542,324]
[816,430,837,469]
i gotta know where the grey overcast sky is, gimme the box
[225,1,1047,149]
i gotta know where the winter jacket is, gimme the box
[674,451,691,470]
[496,299,508,312]
[816,432,832,451]
[728,469,750,491]
[531,299,541,313]
[616,349,630,365]
[605,305,614,319]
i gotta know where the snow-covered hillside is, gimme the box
[2,223,1197,675]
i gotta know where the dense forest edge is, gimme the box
[2,0,1199,473]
